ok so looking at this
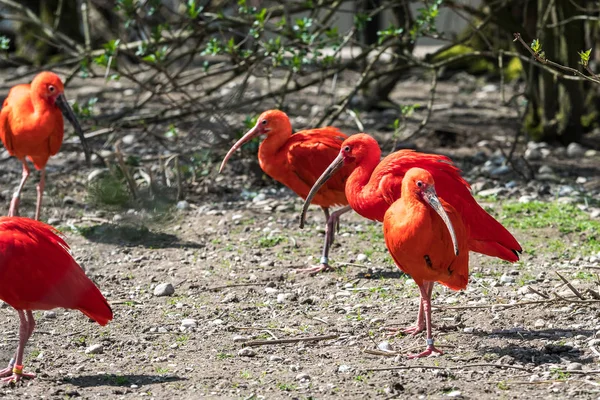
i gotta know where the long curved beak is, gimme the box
[299,152,344,229]
[219,123,261,173]
[56,94,91,167]
[423,186,459,256]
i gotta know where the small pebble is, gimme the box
[85,344,104,355]
[154,283,175,297]
[176,200,190,210]
[378,341,393,352]
[221,293,239,303]
[181,319,197,329]
[534,319,545,328]
[238,348,256,357]
[566,362,583,371]
[356,253,368,262]
[269,355,283,362]
[43,310,57,319]
[296,372,310,381]
[338,365,352,373]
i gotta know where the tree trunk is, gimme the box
[362,0,415,110]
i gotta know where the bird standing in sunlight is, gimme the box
[0,217,112,383]
[300,133,521,262]
[219,110,354,274]
[0,71,91,220]
[383,168,469,358]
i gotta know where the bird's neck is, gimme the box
[346,159,386,222]
[30,92,51,116]
[257,129,292,173]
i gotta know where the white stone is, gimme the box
[154,283,175,297]
[85,344,104,354]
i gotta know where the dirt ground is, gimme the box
[0,69,600,400]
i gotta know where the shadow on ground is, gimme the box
[78,223,203,249]
[63,373,186,388]
[474,328,596,366]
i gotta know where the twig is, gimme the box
[527,286,550,299]
[242,334,338,347]
[207,283,262,291]
[365,362,532,373]
[513,33,600,85]
[114,141,138,200]
[555,272,585,300]
[401,67,439,142]
[590,345,600,359]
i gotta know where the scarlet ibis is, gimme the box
[0,217,112,383]
[219,110,353,274]
[299,134,522,262]
[383,168,469,358]
[0,71,91,220]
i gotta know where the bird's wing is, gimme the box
[0,217,113,325]
[287,127,349,194]
[0,104,15,154]
[376,150,521,261]
[375,150,469,206]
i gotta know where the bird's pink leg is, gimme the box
[408,282,443,359]
[2,310,36,383]
[34,168,46,221]
[8,161,30,217]
[385,281,434,336]
[298,206,352,275]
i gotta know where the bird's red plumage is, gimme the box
[0,72,65,170]
[261,126,350,207]
[342,134,522,262]
[246,110,352,208]
[0,217,113,326]
[383,169,469,291]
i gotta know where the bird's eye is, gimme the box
[48,85,55,93]
[417,181,423,187]
[343,146,350,153]
[261,120,267,125]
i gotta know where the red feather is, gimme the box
[0,217,113,326]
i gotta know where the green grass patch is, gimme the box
[501,201,599,254]
[87,175,131,207]
[258,236,285,247]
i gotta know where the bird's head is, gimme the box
[31,71,91,166]
[339,133,381,165]
[403,168,459,256]
[219,109,291,173]
[31,71,65,104]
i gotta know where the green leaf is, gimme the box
[0,36,10,51]
[531,39,542,54]
[579,48,592,66]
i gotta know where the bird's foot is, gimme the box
[0,359,15,377]
[384,324,425,337]
[0,365,35,384]
[297,258,334,275]
[407,339,443,359]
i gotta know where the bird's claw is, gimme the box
[0,371,35,384]
[384,324,425,337]
[407,339,443,359]
[297,263,334,275]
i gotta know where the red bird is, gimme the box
[0,217,112,383]
[219,110,353,274]
[0,71,91,220]
[300,134,522,262]
[383,168,469,358]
